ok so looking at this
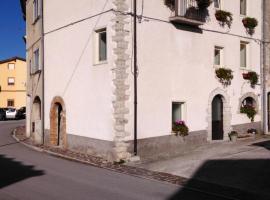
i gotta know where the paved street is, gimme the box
[0,121,180,200]
[1,121,269,200]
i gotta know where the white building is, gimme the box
[25,0,264,161]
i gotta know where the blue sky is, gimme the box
[0,0,26,60]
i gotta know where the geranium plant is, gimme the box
[215,68,233,87]
[215,10,233,28]
[172,120,189,136]
[242,17,258,35]
[195,0,212,10]
[242,71,258,88]
[240,105,257,122]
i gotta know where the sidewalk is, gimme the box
[136,135,270,199]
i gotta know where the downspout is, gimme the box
[41,0,45,144]
[261,0,268,134]
[133,0,138,155]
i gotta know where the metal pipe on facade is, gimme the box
[133,0,138,155]
[41,0,45,144]
[261,0,268,135]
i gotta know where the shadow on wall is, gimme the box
[168,158,270,200]
[0,154,44,189]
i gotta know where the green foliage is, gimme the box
[215,10,233,28]
[164,0,175,10]
[172,120,189,136]
[242,71,258,88]
[242,17,258,35]
[240,105,257,122]
[196,0,213,9]
[215,68,234,87]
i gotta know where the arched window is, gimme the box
[241,97,255,108]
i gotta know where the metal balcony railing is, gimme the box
[170,0,205,26]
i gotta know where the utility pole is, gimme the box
[133,0,138,156]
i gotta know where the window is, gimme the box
[214,46,223,66]
[214,0,221,9]
[8,77,15,86]
[33,49,40,72]
[240,0,247,15]
[33,0,40,22]
[95,28,107,63]
[242,97,255,107]
[8,63,15,70]
[7,100,14,107]
[240,42,248,68]
[172,102,185,123]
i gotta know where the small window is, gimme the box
[172,102,185,124]
[95,28,107,63]
[240,42,248,68]
[214,0,221,9]
[214,46,223,66]
[240,0,247,15]
[33,0,40,22]
[34,49,40,71]
[242,97,255,107]
[8,77,15,86]
[8,63,15,70]
[7,99,14,107]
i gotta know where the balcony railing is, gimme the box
[169,0,205,26]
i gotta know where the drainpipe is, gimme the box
[133,0,138,155]
[261,0,268,134]
[41,0,45,144]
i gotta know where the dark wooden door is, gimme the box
[268,93,270,131]
[212,95,224,140]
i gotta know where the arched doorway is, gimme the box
[32,96,42,144]
[268,93,270,131]
[50,97,67,147]
[212,95,224,140]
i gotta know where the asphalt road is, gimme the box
[0,121,247,200]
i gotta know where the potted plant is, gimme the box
[215,68,234,87]
[242,71,258,88]
[242,17,258,35]
[215,10,233,28]
[247,128,257,135]
[172,120,189,136]
[195,0,213,10]
[228,131,238,142]
[240,105,257,122]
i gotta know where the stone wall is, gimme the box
[111,0,131,161]
[232,122,261,134]
[128,131,207,162]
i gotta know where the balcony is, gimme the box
[169,0,205,26]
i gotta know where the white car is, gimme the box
[6,108,17,119]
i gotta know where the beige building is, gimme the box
[0,57,27,109]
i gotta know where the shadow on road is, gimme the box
[168,159,270,200]
[252,140,270,151]
[0,154,44,189]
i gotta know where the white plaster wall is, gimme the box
[125,0,262,140]
[44,0,115,141]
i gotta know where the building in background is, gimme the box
[0,57,26,109]
[21,0,266,161]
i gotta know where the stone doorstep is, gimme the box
[12,126,270,200]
